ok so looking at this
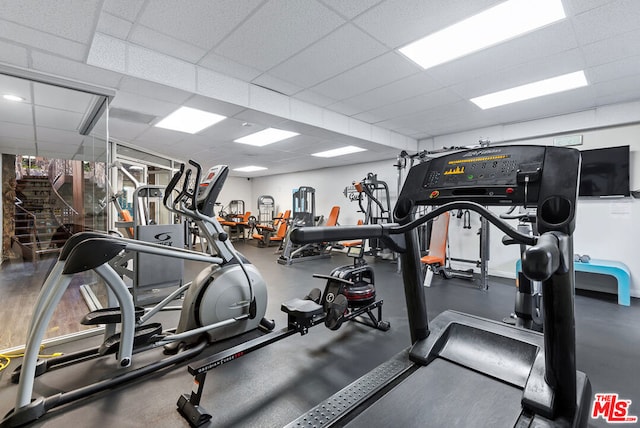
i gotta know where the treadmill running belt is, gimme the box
[347,358,523,427]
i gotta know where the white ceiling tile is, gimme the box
[571,0,640,45]
[215,0,345,71]
[268,24,387,88]
[97,12,133,39]
[354,0,501,48]
[0,39,28,68]
[326,101,362,116]
[129,25,207,63]
[592,75,640,104]
[184,95,246,118]
[31,51,124,88]
[118,77,192,104]
[232,109,289,128]
[0,0,101,42]
[197,52,262,81]
[103,0,145,21]
[251,74,304,96]
[0,100,33,126]
[293,90,337,107]
[309,51,419,101]
[105,118,149,141]
[275,119,325,136]
[0,139,36,155]
[197,67,250,107]
[0,19,87,61]
[127,45,196,92]
[319,0,384,19]
[111,90,178,117]
[138,0,264,50]
[34,106,83,131]
[36,127,86,145]
[133,126,189,146]
[341,72,441,112]
[588,56,640,83]
[0,74,32,102]
[196,117,250,141]
[564,0,615,15]
[581,28,640,67]
[248,85,291,119]
[289,99,324,128]
[364,88,464,122]
[34,83,97,114]
[352,111,384,124]
[0,121,34,139]
[87,33,127,74]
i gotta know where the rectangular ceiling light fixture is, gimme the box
[233,166,267,172]
[155,106,226,134]
[398,0,566,70]
[470,71,588,109]
[312,145,366,158]
[234,128,299,147]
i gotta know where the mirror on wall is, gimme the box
[0,70,111,350]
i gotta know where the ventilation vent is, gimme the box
[109,107,157,124]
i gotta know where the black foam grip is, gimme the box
[290,225,384,244]
[522,233,560,282]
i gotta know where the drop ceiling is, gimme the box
[0,0,639,176]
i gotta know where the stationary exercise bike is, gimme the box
[2,160,272,427]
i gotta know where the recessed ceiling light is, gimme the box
[155,106,226,134]
[234,128,299,147]
[3,94,25,102]
[312,146,367,158]
[398,0,565,70]
[470,71,588,109]
[233,166,268,172]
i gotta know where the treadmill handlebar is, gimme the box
[290,201,536,252]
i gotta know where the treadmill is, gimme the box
[288,145,591,427]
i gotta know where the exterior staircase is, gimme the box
[13,176,69,261]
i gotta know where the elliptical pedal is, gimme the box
[81,307,146,325]
[99,323,163,355]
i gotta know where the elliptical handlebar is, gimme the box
[164,160,208,220]
[164,162,185,210]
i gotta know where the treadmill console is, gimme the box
[397,145,581,235]
[196,165,229,217]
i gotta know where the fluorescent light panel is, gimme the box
[312,145,366,158]
[155,106,226,134]
[470,71,588,109]
[3,94,25,102]
[399,0,566,70]
[234,128,299,147]
[233,166,267,172]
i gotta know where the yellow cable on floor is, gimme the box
[0,346,63,372]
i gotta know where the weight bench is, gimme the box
[516,258,631,306]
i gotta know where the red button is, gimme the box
[506,187,514,194]
[430,190,440,199]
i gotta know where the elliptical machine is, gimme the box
[2,160,272,426]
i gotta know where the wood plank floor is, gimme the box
[0,257,104,350]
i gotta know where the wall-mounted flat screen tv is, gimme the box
[579,145,630,197]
